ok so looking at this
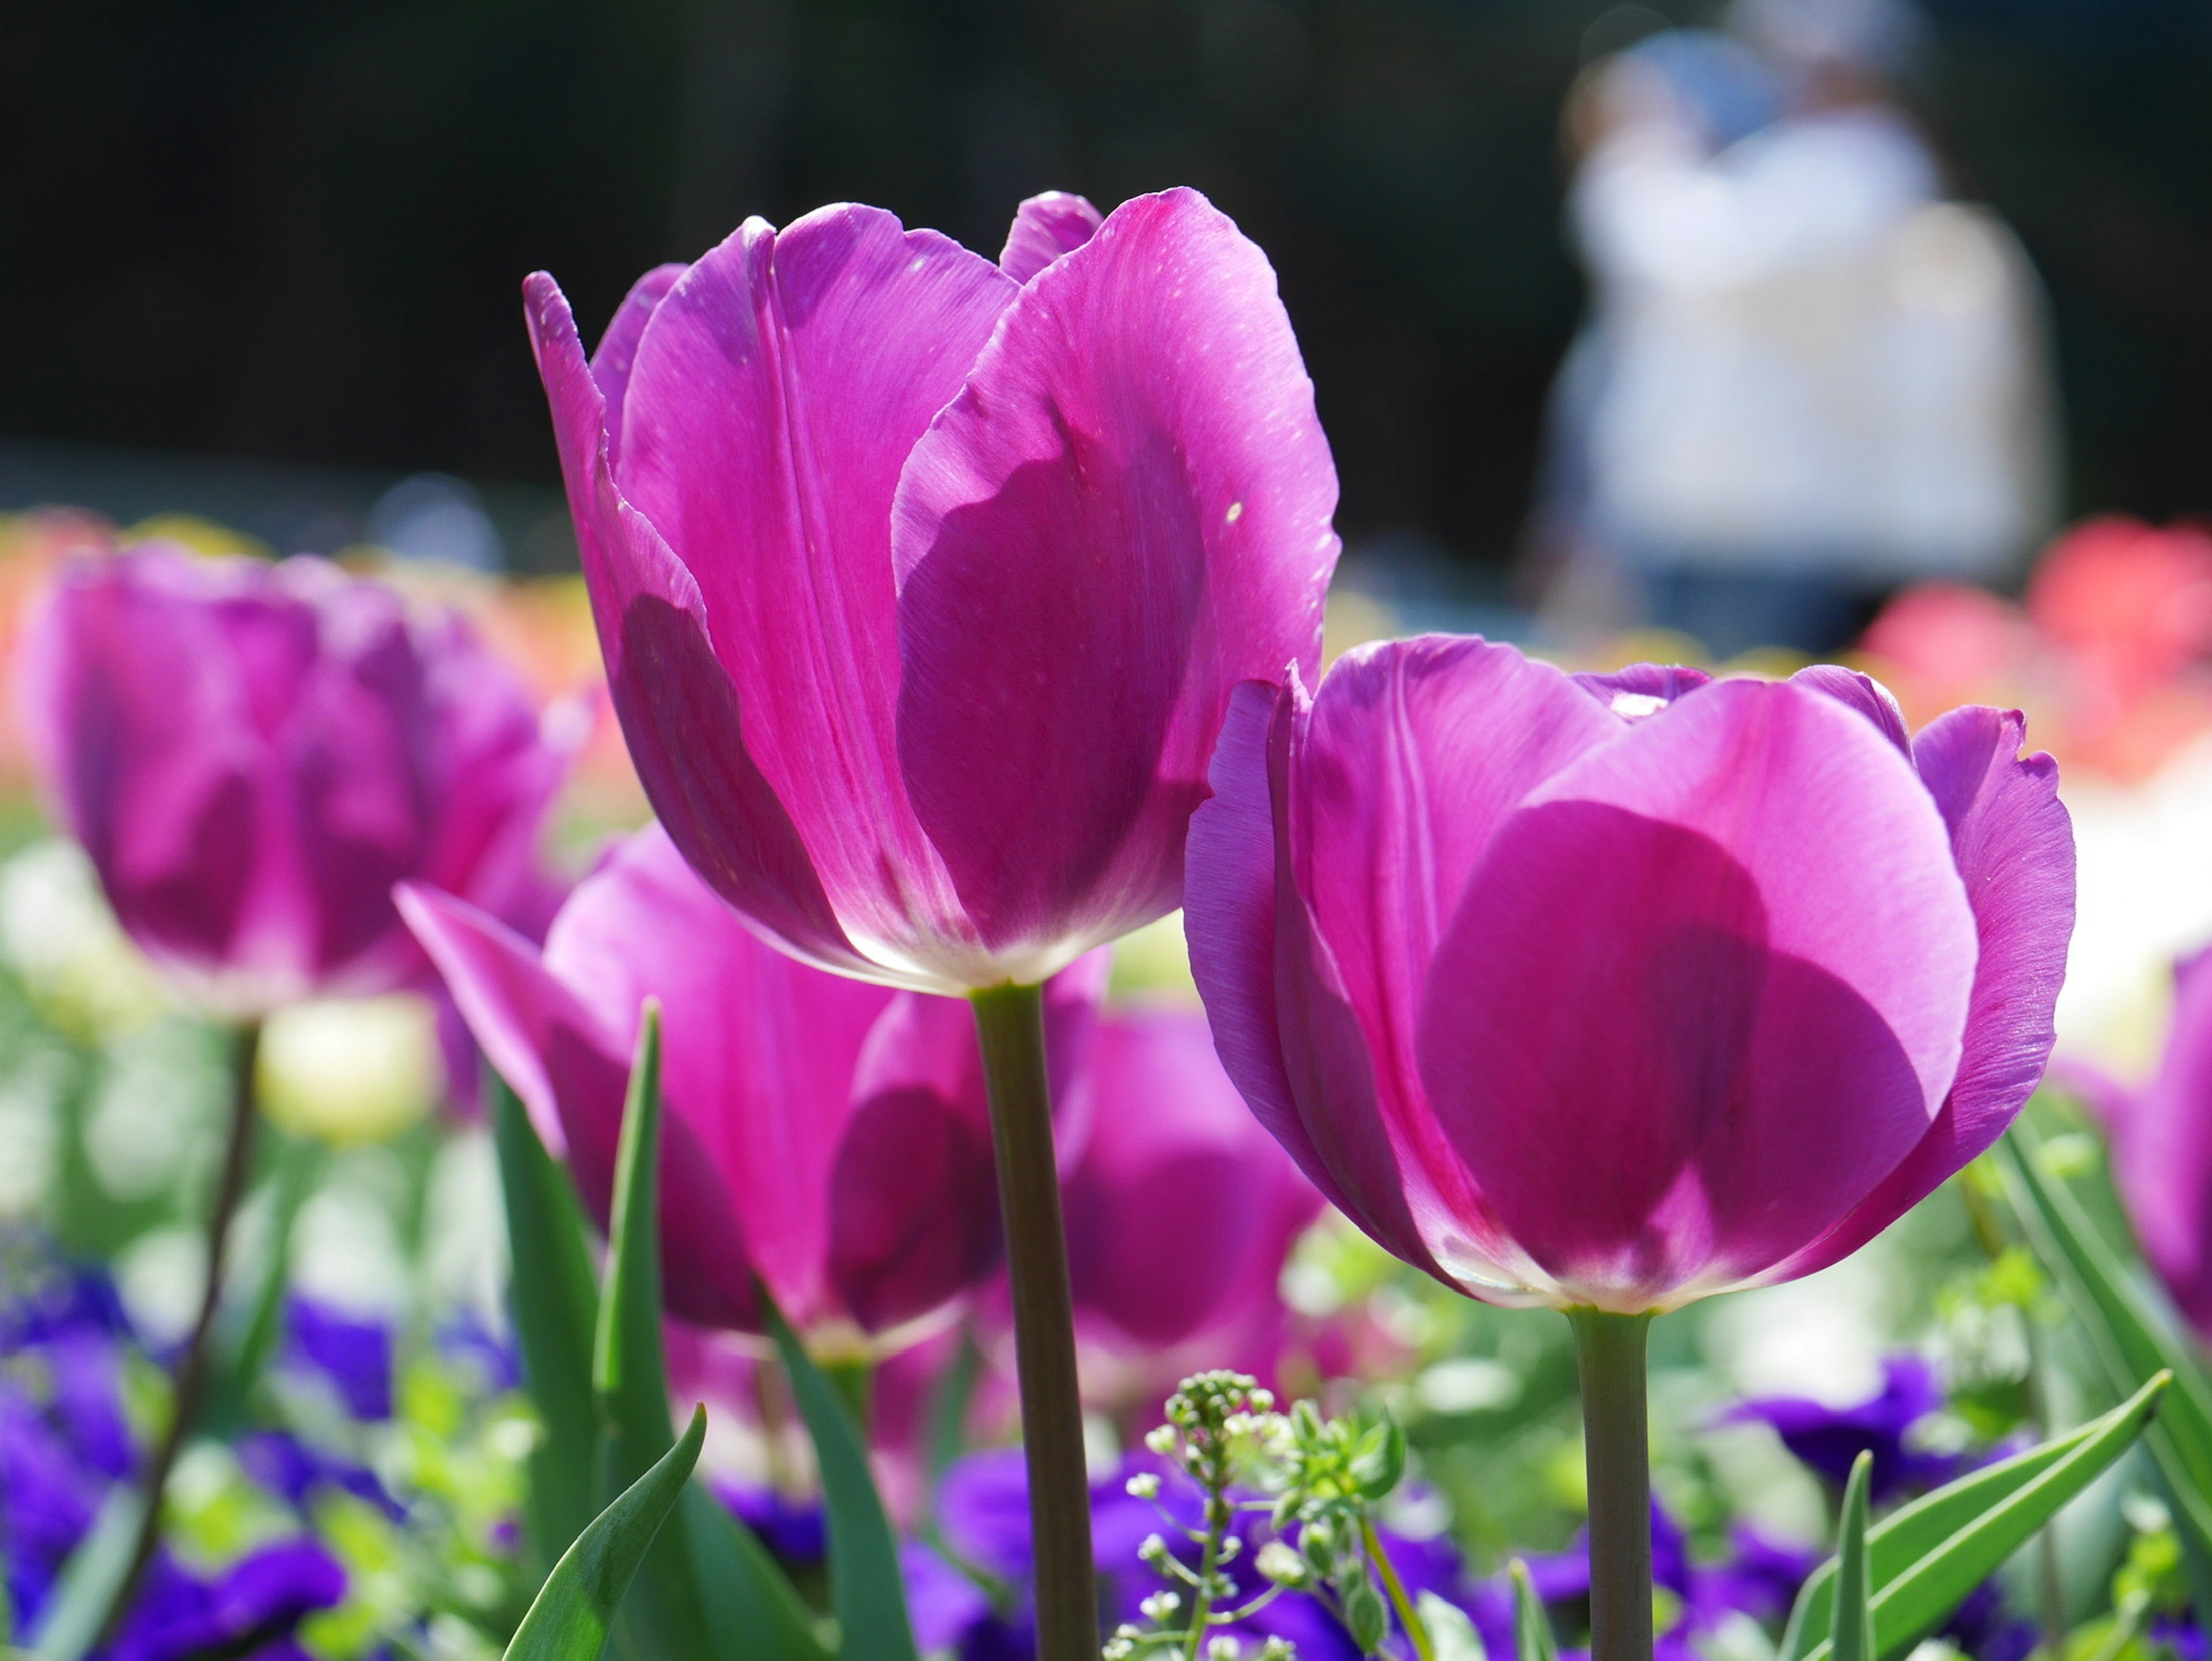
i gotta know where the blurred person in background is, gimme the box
[1535,0,2059,659]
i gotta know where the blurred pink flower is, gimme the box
[524,188,1339,992]
[1186,640,2074,1314]
[400,825,1104,1340]
[2082,945,2212,1338]
[1059,1005,1323,1404]
[20,544,567,1017]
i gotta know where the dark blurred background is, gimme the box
[1,0,2207,575]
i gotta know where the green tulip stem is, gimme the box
[970,982,1094,1661]
[1569,1308,1655,1661]
[1364,1517,1438,1661]
[821,1354,873,1433]
[98,1018,264,1648]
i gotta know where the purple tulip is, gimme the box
[2090,947,2212,1337]
[1061,1005,1323,1354]
[1186,639,2075,1314]
[522,187,1339,992]
[19,546,567,1017]
[399,824,1104,1337]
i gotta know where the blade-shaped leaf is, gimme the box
[503,1403,704,1661]
[592,1003,826,1661]
[491,1076,602,1577]
[1782,1370,2168,1661]
[1996,1130,2212,1558]
[765,1295,919,1661]
[1830,1452,1874,1661]
[1509,1558,1560,1661]
[30,1488,144,1661]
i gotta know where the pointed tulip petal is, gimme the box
[1771,705,2073,1280]
[546,827,896,1328]
[399,879,759,1328]
[524,271,873,981]
[998,191,1104,283]
[1185,678,1442,1278]
[592,262,687,473]
[612,209,1018,979]
[1792,664,1912,755]
[893,187,1340,966]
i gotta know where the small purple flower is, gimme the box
[1941,1577,2036,1661]
[285,1298,393,1423]
[108,1539,347,1661]
[237,1430,402,1521]
[1724,1356,1963,1501]
[714,1482,828,1567]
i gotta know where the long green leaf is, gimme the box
[491,1076,603,1579]
[1996,1131,2212,1554]
[29,1489,143,1661]
[1782,1371,2168,1661]
[1830,1453,1874,1661]
[503,1404,704,1661]
[766,1295,919,1661]
[593,1003,826,1661]
[1509,1559,1560,1661]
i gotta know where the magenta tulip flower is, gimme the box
[2088,947,2212,1337]
[397,824,1104,1340]
[1062,1005,1323,1356]
[522,187,1338,993]
[1187,640,2075,1316]
[19,545,567,1019]
[1186,638,2074,1661]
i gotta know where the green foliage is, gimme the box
[1829,1453,1875,1661]
[1782,1371,2169,1661]
[1997,1127,2212,1573]
[764,1299,917,1661]
[1509,1559,1559,1661]
[501,1404,703,1661]
[494,1003,829,1661]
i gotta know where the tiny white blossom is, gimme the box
[1127,1471,1162,1500]
[1145,1425,1179,1456]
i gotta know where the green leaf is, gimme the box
[502,1403,704,1661]
[765,1294,919,1661]
[1782,1370,2169,1661]
[1995,1130,2212,1558]
[590,1004,826,1661]
[491,1076,602,1579]
[29,1488,143,1661]
[1830,1452,1875,1661]
[1351,1413,1407,1502]
[1509,1558,1560,1661]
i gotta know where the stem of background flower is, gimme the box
[1568,1308,1654,1661]
[971,982,1096,1661]
[1363,1518,1438,1661]
[96,1018,263,1648]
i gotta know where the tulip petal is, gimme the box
[1418,682,1979,1308]
[592,262,687,474]
[1792,664,1912,755]
[2108,946,2212,1331]
[1185,678,1442,1277]
[546,827,896,1329]
[1570,663,1712,720]
[1062,1009,1321,1348]
[1767,705,2073,1281]
[397,880,759,1328]
[998,191,1104,283]
[827,1078,1001,1333]
[611,209,1018,981]
[893,188,1340,968]
[524,271,876,981]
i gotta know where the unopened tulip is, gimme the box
[523,187,1338,993]
[399,825,1103,1339]
[1188,641,2073,1314]
[1061,1006,1322,1359]
[20,546,566,1018]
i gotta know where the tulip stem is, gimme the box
[97,1019,263,1649]
[1569,1308,1654,1661]
[971,982,1095,1661]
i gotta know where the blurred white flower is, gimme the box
[257,993,445,1145]
[0,838,171,1038]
